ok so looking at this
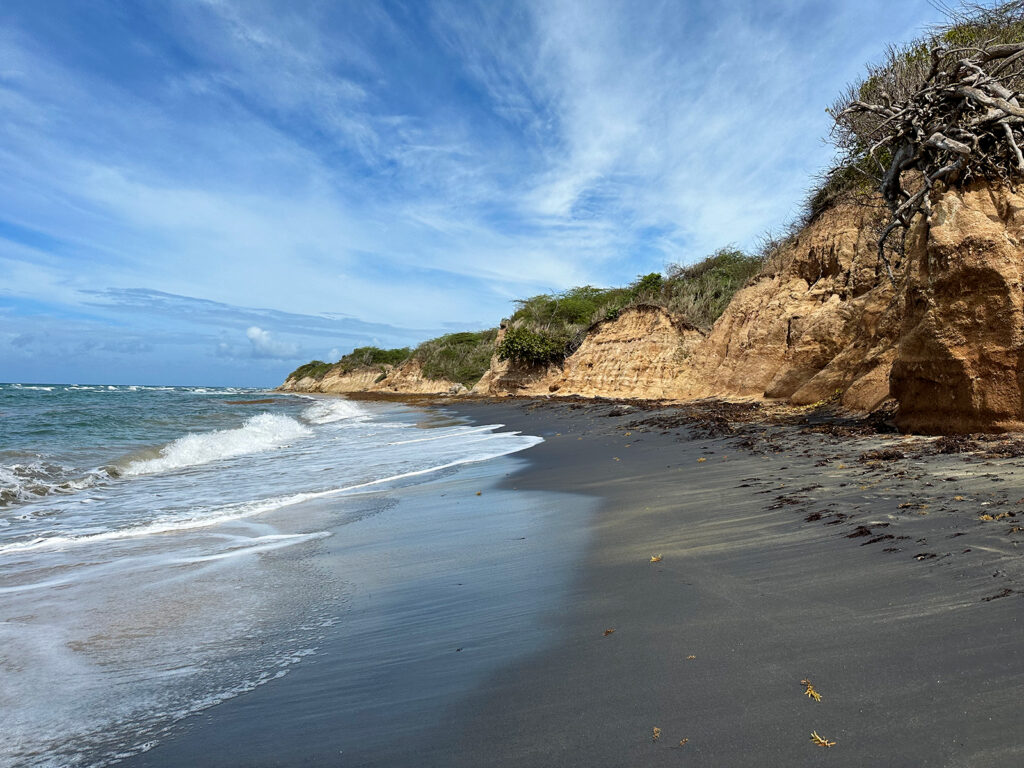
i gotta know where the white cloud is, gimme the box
[245,326,300,359]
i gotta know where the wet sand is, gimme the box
[128,397,1024,766]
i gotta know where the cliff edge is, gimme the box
[281,182,1024,434]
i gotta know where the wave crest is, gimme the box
[124,414,312,476]
[301,399,368,424]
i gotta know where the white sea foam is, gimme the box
[301,398,368,424]
[0,388,549,768]
[0,461,103,507]
[123,413,312,476]
[0,442,541,555]
[386,424,504,445]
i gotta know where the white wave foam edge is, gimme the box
[124,413,312,476]
[0,438,542,555]
[301,399,369,424]
[387,424,504,445]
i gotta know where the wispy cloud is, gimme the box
[0,0,946,384]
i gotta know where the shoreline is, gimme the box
[129,395,1024,766]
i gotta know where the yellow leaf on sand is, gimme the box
[810,731,836,748]
[652,727,661,742]
[697,457,707,463]
[650,555,662,563]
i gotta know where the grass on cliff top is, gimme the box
[337,345,411,373]
[285,346,411,382]
[286,360,335,381]
[497,249,763,366]
[411,329,499,388]
[288,249,764,382]
[660,247,765,327]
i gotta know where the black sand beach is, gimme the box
[127,397,1024,767]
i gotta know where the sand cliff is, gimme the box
[281,182,1024,433]
[279,358,461,396]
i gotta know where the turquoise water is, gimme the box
[0,384,543,767]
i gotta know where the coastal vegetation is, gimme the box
[288,247,766,378]
[285,346,410,382]
[496,248,763,365]
[409,330,499,388]
[820,1,1024,269]
[337,346,411,372]
[285,360,335,381]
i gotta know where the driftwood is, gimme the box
[837,37,1024,279]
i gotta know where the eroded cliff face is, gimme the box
[470,326,561,396]
[372,358,463,395]
[278,367,386,394]
[892,183,1024,433]
[278,359,460,396]
[676,200,899,412]
[475,200,900,409]
[552,307,704,399]
[280,182,1024,433]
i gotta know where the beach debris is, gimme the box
[686,655,696,660]
[801,679,822,702]
[697,457,707,463]
[475,491,482,496]
[652,727,661,742]
[979,512,1011,521]
[650,554,663,563]
[810,731,836,748]
[677,738,689,747]
[603,628,616,636]
[982,588,1015,602]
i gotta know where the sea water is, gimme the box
[0,384,543,767]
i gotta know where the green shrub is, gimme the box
[495,326,566,366]
[660,248,765,329]
[411,329,498,388]
[285,360,334,381]
[630,272,663,299]
[337,346,410,372]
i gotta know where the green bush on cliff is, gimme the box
[503,285,635,362]
[411,329,499,388]
[286,360,335,381]
[495,326,566,366]
[660,248,764,329]
[337,346,411,373]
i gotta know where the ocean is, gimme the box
[0,384,567,767]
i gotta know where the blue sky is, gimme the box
[0,0,945,386]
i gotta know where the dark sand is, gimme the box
[128,397,1024,766]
